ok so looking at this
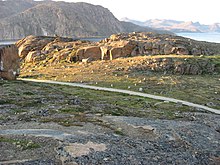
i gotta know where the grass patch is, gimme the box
[0,76,216,128]
[0,136,41,150]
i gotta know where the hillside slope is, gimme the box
[0,0,171,40]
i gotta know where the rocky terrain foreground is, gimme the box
[0,80,220,164]
[1,32,220,164]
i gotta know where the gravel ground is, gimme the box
[0,112,219,165]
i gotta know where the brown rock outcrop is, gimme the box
[16,35,54,58]
[79,46,102,61]
[16,32,220,66]
[129,57,216,75]
[25,50,42,63]
[109,41,136,59]
[0,45,19,80]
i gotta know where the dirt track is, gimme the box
[19,78,220,115]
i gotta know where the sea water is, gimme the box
[0,37,105,45]
[0,40,17,45]
[1,33,220,45]
[177,32,220,43]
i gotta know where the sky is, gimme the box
[53,0,219,24]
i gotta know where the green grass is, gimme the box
[0,136,41,150]
[0,74,217,128]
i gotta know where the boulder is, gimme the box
[0,45,19,80]
[191,48,202,55]
[109,41,136,59]
[76,46,101,61]
[175,46,189,55]
[83,46,101,60]
[16,36,54,58]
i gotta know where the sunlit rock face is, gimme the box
[0,45,19,80]
[16,32,220,68]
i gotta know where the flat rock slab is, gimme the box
[64,141,107,157]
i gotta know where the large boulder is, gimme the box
[109,40,136,59]
[16,35,54,58]
[0,45,19,80]
[77,46,101,61]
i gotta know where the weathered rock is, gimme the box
[129,57,216,75]
[25,51,41,63]
[191,48,202,55]
[16,35,54,58]
[53,48,72,61]
[109,40,136,59]
[100,46,112,60]
[16,32,220,66]
[82,46,101,61]
[0,45,19,80]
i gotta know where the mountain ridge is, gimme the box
[121,17,220,33]
[0,0,172,40]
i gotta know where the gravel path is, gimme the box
[19,78,220,115]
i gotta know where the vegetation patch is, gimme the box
[0,136,41,150]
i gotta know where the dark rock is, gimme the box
[0,45,19,80]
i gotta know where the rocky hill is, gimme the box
[0,0,171,40]
[121,18,220,33]
[16,32,220,69]
[0,0,38,20]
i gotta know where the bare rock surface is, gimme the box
[0,113,219,165]
[16,32,220,73]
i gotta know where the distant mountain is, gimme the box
[0,0,172,40]
[121,18,220,33]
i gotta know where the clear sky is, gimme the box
[54,0,219,24]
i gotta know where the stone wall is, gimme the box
[0,45,19,80]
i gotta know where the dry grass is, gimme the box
[20,55,220,109]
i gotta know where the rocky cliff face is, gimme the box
[0,0,38,20]
[0,0,171,40]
